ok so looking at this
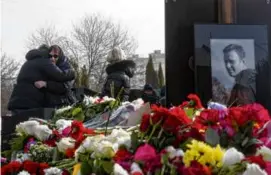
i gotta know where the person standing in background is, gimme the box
[101,47,136,101]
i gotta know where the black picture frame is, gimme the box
[194,24,271,111]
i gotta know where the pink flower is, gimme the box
[134,144,157,162]
[62,126,71,137]
[265,162,271,175]
[260,138,271,149]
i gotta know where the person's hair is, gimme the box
[223,44,246,60]
[38,44,49,51]
[49,45,64,59]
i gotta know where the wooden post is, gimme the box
[218,0,236,23]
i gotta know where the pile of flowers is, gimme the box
[53,96,119,122]
[2,94,271,175]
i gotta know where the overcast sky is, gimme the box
[2,0,164,61]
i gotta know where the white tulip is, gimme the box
[55,106,72,114]
[44,167,63,175]
[33,125,52,141]
[16,120,39,135]
[113,163,129,175]
[166,146,184,159]
[55,119,72,131]
[75,135,104,161]
[18,171,31,175]
[130,162,143,174]
[223,148,244,166]
[256,146,271,162]
[57,137,75,153]
[243,163,267,175]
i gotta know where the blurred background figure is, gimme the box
[141,84,159,105]
[101,47,136,101]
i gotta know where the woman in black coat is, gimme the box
[34,45,76,108]
[8,48,75,113]
[101,47,136,101]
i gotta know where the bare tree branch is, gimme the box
[25,14,138,91]
[26,25,67,50]
[1,53,19,115]
[71,13,138,90]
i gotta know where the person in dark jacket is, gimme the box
[34,45,76,108]
[101,47,136,101]
[223,44,256,106]
[8,48,75,114]
[159,85,166,106]
[141,84,159,105]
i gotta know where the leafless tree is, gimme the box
[1,53,20,115]
[25,14,138,91]
[26,25,67,50]
[71,14,138,90]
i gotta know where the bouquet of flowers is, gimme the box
[2,119,95,175]
[53,96,119,122]
[2,93,271,175]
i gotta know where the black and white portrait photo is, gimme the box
[211,39,256,105]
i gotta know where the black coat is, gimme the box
[8,49,75,110]
[45,81,76,108]
[227,69,256,106]
[101,60,135,101]
[44,55,76,108]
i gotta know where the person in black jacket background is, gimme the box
[34,45,76,108]
[101,47,136,101]
[8,48,75,114]
[141,84,159,105]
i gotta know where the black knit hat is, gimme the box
[144,84,153,91]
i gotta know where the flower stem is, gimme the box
[161,165,166,175]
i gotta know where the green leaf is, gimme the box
[241,137,249,147]
[101,160,114,174]
[243,121,254,136]
[161,154,169,164]
[81,161,92,175]
[184,108,194,119]
[220,130,229,148]
[244,138,262,149]
[131,131,139,151]
[233,133,242,144]
[205,127,220,146]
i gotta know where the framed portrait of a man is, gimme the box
[211,39,256,106]
[194,24,271,111]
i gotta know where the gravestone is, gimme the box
[165,0,271,112]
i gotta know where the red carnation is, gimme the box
[66,148,76,158]
[1,161,22,174]
[187,94,203,109]
[181,161,211,175]
[163,107,191,133]
[244,155,266,169]
[113,148,133,162]
[151,112,164,125]
[194,109,220,129]
[23,160,40,174]
[113,148,133,171]
[151,105,169,115]
[140,114,151,132]
[39,163,50,175]
[43,130,62,147]
[84,128,95,135]
[62,169,70,175]
[179,101,189,108]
